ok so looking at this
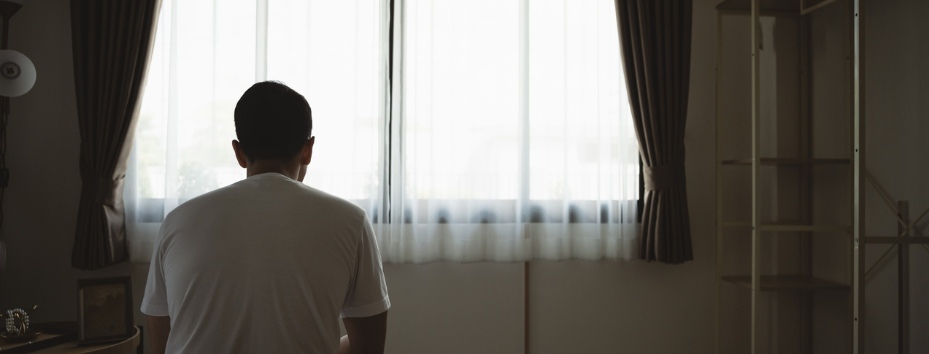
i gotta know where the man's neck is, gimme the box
[246,159,300,180]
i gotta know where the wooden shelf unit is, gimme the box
[714,0,859,353]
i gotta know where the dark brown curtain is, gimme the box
[615,0,693,264]
[71,0,161,270]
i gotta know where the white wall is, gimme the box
[2,0,719,353]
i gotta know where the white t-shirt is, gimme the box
[141,172,389,354]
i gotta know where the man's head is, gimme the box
[232,81,315,180]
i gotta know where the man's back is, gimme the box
[141,172,389,353]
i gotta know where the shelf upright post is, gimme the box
[852,0,866,352]
[845,0,864,353]
[714,10,724,354]
[846,0,857,351]
[750,0,762,353]
[897,201,909,354]
[797,12,813,354]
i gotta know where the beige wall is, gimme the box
[4,0,718,353]
[861,0,929,353]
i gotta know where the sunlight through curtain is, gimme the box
[127,0,638,264]
[383,0,638,262]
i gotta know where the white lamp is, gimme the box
[0,49,33,97]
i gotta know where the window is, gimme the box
[128,0,638,263]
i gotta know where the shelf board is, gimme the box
[722,221,752,228]
[864,236,929,244]
[720,158,851,166]
[721,275,849,291]
[717,0,838,15]
[721,221,851,232]
[716,0,800,13]
[760,224,851,232]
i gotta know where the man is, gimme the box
[141,81,389,354]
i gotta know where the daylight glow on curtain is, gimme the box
[266,0,386,218]
[127,0,637,264]
[382,0,638,262]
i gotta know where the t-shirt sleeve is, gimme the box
[141,225,170,317]
[341,215,390,318]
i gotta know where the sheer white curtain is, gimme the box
[382,0,638,262]
[127,0,637,264]
[126,0,388,262]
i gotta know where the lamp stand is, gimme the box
[0,0,21,50]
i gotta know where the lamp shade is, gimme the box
[0,50,35,97]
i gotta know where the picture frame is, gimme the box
[77,276,133,345]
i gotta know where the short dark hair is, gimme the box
[234,81,312,161]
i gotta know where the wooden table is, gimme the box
[0,326,139,354]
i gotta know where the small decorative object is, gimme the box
[77,276,133,345]
[0,305,40,342]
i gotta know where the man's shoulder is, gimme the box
[163,177,368,226]
[297,184,368,221]
[164,182,241,218]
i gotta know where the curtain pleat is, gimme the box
[615,0,693,264]
[71,0,162,270]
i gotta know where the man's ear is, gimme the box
[300,137,315,165]
[232,140,248,168]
